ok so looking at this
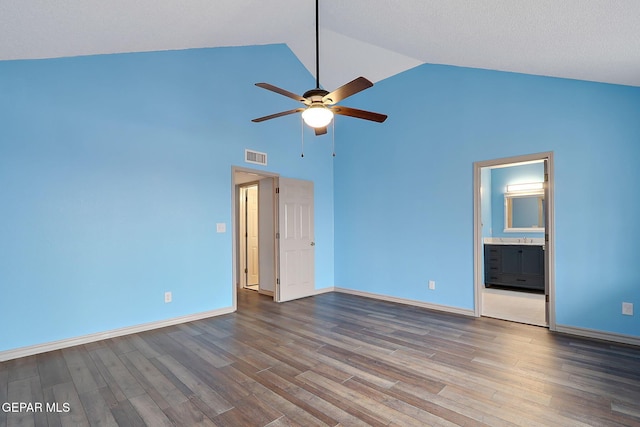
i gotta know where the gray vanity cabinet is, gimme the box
[484,244,545,291]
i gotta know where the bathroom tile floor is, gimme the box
[482,287,547,326]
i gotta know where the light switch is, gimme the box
[216,223,226,233]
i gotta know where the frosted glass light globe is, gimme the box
[302,105,334,128]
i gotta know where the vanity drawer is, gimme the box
[498,274,544,290]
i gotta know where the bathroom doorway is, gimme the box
[473,152,556,329]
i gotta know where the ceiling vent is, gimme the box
[245,149,267,166]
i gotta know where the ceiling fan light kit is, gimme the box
[252,0,387,135]
[301,104,333,128]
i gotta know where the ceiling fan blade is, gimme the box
[252,108,305,123]
[331,106,387,123]
[314,126,328,136]
[322,77,373,105]
[255,83,309,104]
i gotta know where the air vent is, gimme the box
[245,149,267,166]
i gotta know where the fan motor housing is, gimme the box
[303,88,330,102]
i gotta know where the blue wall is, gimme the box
[334,64,640,337]
[2,45,640,353]
[490,162,545,237]
[0,45,335,353]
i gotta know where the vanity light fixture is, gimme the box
[507,182,543,193]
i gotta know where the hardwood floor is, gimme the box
[2,290,640,426]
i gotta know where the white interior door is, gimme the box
[276,177,315,302]
[246,185,260,286]
[258,178,276,295]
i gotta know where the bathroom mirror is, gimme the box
[504,191,545,232]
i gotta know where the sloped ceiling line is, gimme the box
[1,0,639,87]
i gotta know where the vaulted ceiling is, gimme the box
[2,0,639,90]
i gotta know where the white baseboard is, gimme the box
[334,287,475,317]
[5,292,636,362]
[555,324,640,347]
[0,306,235,362]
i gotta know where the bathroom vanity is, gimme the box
[484,242,545,292]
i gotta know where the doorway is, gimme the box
[238,184,260,291]
[473,152,556,330]
[232,167,316,308]
[234,169,277,301]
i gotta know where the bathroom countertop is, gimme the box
[483,237,544,246]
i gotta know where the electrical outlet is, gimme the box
[622,302,633,316]
[428,280,436,290]
[165,291,172,303]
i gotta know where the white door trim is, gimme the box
[473,152,556,331]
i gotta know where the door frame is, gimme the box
[472,152,556,330]
[231,166,279,310]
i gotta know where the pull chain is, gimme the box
[332,119,336,157]
[301,115,305,157]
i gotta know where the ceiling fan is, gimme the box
[251,0,387,136]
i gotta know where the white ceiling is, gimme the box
[1,0,639,89]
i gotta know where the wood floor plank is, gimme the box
[168,330,233,368]
[89,346,145,400]
[251,384,332,427]
[162,399,217,427]
[37,350,71,388]
[154,354,234,415]
[128,393,174,427]
[51,381,90,427]
[121,350,188,410]
[106,396,146,427]
[298,369,453,427]
[212,393,282,427]
[107,336,137,356]
[41,385,62,427]
[6,377,35,427]
[77,388,119,426]
[128,334,163,359]
[264,415,303,427]
[62,346,103,394]
[6,356,38,383]
[2,290,640,426]
[196,334,280,371]
[255,367,373,427]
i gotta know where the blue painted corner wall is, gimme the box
[0,45,335,353]
[334,63,640,337]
